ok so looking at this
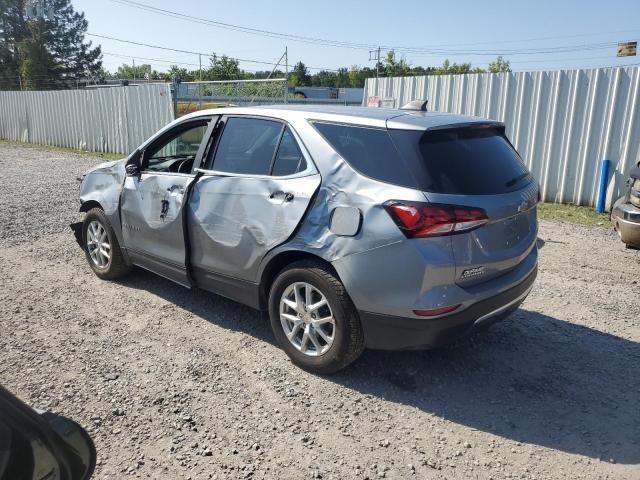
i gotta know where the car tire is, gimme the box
[83,208,131,280]
[268,260,365,374]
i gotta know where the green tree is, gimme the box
[17,29,56,89]
[206,53,241,80]
[253,69,284,80]
[116,63,152,80]
[157,64,195,82]
[488,56,511,73]
[0,0,102,89]
[434,59,485,75]
[311,69,336,87]
[383,50,410,77]
[288,61,311,86]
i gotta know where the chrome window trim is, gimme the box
[194,167,318,180]
[139,171,196,178]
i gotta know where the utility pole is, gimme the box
[284,46,288,104]
[199,53,202,81]
[132,58,136,83]
[369,47,381,78]
[18,75,22,91]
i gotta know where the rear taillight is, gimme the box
[384,201,488,238]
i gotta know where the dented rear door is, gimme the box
[187,116,321,287]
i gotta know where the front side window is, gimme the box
[145,123,208,173]
[212,117,283,175]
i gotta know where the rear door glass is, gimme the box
[272,127,307,176]
[212,117,283,175]
[313,122,417,188]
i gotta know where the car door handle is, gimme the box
[269,191,294,202]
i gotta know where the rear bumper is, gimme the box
[359,265,537,350]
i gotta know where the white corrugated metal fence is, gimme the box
[364,67,640,208]
[0,84,174,154]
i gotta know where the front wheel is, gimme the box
[268,261,364,374]
[82,208,130,280]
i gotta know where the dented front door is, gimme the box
[120,172,194,286]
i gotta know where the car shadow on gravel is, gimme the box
[330,309,640,465]
[115,271,638,464]
[116,268,276,345]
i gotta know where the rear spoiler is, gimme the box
[425,121,506,133]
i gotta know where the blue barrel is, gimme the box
[596,159,611,214]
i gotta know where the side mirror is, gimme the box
[125,163,140,176]
[125,150,143,176]
[0,385,96,479]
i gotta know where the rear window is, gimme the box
[314,122,531,195]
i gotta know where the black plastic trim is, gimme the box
[359,265,537,350]
[192,266,261,309]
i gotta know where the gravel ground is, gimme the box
[1,142,639,480]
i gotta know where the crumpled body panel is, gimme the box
[120,174,194,275]
[79,159,127,245]
[255,118,459,317]
[188,174,322,281]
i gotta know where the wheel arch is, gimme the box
[258,249,342,310]
[79,200,104,213]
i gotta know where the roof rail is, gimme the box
[400,99,428,111]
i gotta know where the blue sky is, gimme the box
[74,0,640,75]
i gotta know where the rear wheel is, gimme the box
[83,208,130,280]
[268,261,364,374]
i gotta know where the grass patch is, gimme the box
[537,202,611,228]
[0,139,125,160]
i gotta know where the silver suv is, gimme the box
[74,105,539,374]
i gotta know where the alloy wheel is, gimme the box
[279,282,335,356]
[86,220,111,268]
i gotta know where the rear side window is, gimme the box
[313,122,416,188]
[314,122,531,195]
[272,127,307,176]
[212,117,282,175]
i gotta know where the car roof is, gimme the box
[179,105,501,131]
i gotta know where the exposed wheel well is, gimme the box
[80,200,103,213]
[259,250,340,309]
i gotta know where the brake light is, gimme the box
[384,201,488,238]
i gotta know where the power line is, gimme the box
[107,0,635,56]
[102,51,200,67]
[89,33,339,71]
[419,30,640,48]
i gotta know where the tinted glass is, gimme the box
[212,118,282,175]
[313,122,416,188]
[146,124,207,172]
[390,127,531,195]
[272,127,307,176]
[315,122,531,195]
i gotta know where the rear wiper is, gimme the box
[505,172,530,187]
